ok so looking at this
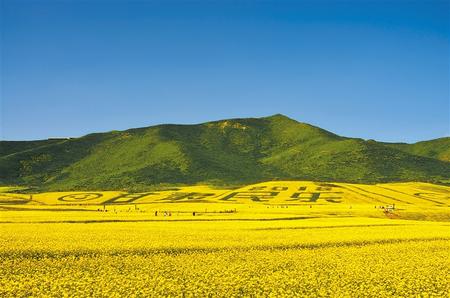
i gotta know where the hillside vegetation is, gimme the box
[0,114,449,190]
[383,138,450,162]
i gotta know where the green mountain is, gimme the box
[382,138,450,162]
[1,114,449,190]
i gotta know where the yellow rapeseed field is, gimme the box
[0,181,449,297]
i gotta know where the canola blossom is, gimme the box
[0,181,449,297]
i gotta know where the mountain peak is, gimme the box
[264,113,297,122]
[266,113,290,119]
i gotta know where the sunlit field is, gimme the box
[1,181,449,297]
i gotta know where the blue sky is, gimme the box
[1,0,449,142]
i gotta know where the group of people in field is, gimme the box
[375,204,396,215]
[375,204,396,210]
[154,211,172,216]
[154,211,197,216]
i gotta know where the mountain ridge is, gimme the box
[1,114,449,190]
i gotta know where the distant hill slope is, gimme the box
[382,137,450,162]
[0,139,66,157]
[0,114,449,190]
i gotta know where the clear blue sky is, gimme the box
[1,0,449,142]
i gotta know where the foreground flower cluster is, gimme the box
[1,214,449,297]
